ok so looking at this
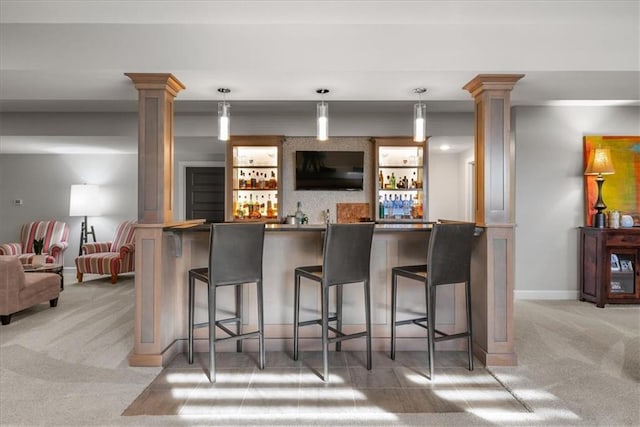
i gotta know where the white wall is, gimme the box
[0,154,138,267]
[428,151,466,221]
[513,105,640,299]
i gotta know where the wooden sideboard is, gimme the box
[579,227,640,307]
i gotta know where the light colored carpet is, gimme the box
[1,273,639,426]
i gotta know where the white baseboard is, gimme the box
[514,290,580,300]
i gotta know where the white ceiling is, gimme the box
[0,0,638,153]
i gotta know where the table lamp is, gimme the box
[584,148,615,228]
[69,184,101,255]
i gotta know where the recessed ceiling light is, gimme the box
[440,144,451,151]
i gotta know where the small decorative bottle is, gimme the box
[295,201,304,225]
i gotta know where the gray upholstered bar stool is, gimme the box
[293,222,375,382]
[390,221,476,380]
[188,222,266,383]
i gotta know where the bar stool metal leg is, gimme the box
[236,284,243,353]
[335,284,343,352]
[257,279,265,369]
[466,280,474,370]
[322,285,330,381]
[208,284,217,383]
[427,285,436,380]
[390,271,398,360]
[293,272,301,361]
[188,275,194,364]
[364,278,372,370]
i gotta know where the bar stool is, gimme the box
[188,222,266,383]
[390,221,475,380]
[293,222,375,382]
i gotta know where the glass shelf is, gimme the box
[374,139,428,222]
[228,139,282,222]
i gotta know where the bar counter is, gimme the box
[130,221,476,367]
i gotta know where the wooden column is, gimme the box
[125,73,185,224]
[463,74,524,366]
[125,73,185,366]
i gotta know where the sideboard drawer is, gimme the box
[607,232,640,247]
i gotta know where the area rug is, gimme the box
[123,350,528,419]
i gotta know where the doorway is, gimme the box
[185,167,225,222]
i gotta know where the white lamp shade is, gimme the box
[69,184,101,216]
[413,103,426,142]
[218,101,230,141]
[317,102,329,141]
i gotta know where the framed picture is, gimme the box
[583,136,640,226]
[611,254,621,271]
[620,259,634,272]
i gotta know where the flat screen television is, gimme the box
[295,151,364,190]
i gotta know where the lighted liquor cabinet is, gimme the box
[372,137,429,222]
[226,136,283,222]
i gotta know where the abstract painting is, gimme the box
[583,135,640,226]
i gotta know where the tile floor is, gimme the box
[123,351,529,417]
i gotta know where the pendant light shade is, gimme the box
[217,88,231,142]
[413,88,427,142]
[316,89,329,141]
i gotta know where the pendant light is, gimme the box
[316,88,329,141]
[217,88,231,142]
[413,88,427,142]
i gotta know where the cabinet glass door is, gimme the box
[377,145,425,221]
[608,249,637,297]
[232,146,279,220]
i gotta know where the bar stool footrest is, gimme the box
[395,316,428,328]
[433,331,471,342]
[215,330,261,343]
[328,330,367,344]
[297,315,338,328]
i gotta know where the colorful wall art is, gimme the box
[584,135,640,226]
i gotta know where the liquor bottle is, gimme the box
[390,173,396,189]
[384,195,391,219]
[273,198,278,218]
[254,196,260,216]
[248,194,254,215]
[260,195,266,215]
[403,195,411,218]
[270,171,277,189]
[393,195,401,218]
[250,171,257,189]
[267,195,274,217]
[242,196,249,217]
[378,170,384,189]
[239,171,245,189]
[259,173,265,189]
[379,196,384,219]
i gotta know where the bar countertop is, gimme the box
[164,222,435,233]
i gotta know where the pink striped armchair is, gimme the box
[0,221,70,265]
[75,220,136,284]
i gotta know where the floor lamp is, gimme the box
[69,184,101,255]
[584,148,615,228]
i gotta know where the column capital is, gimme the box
[463,74,525,98]
[125,73,186,97]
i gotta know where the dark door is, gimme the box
[186,167,225,222]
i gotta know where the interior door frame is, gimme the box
[177,161,225,221]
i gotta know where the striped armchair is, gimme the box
[0,221,70,265]
[75,220,136,284]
